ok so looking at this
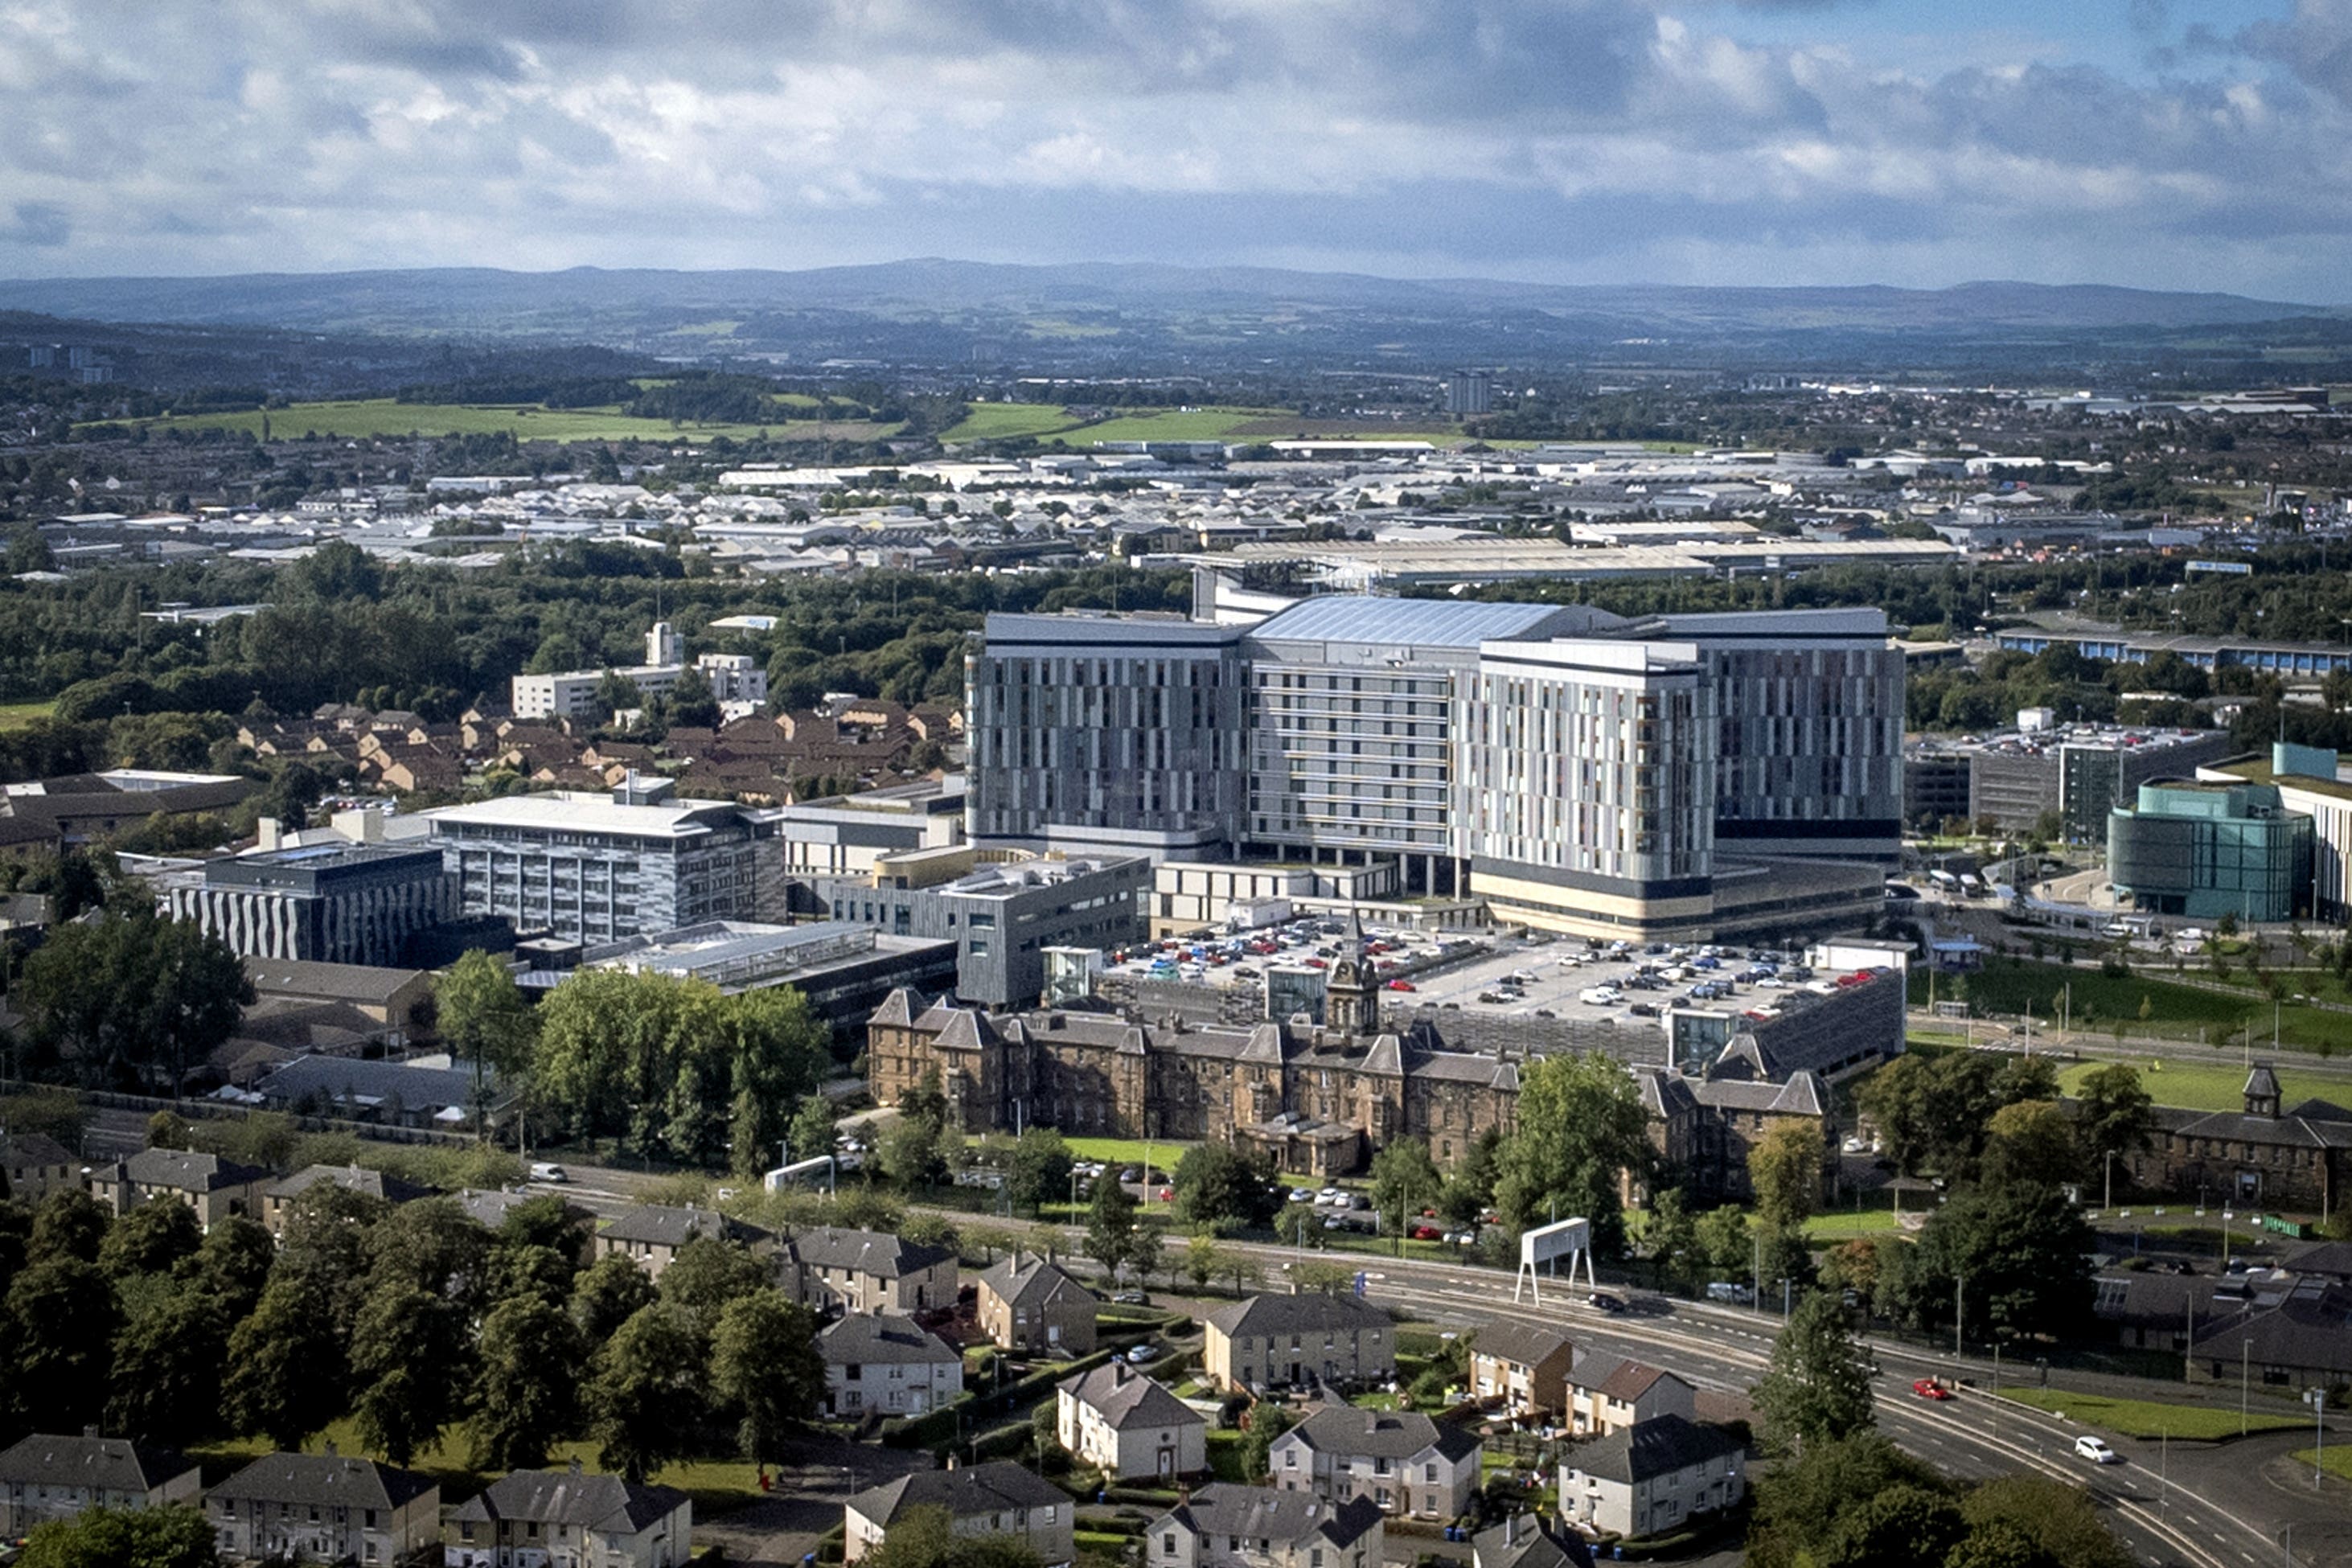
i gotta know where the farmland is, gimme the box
[102,397,894,445]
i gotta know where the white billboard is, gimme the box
[1513,1216,1595,1304]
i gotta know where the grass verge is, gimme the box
[2291,1446,2352,1481]
[1997,1389,2304,1440]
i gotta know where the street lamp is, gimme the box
[2242,1339,2253,1437]
[2305,1388,2327,1488]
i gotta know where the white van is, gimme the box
[528,1162,569,1184]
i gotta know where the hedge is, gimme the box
[883,1347,1120,1451]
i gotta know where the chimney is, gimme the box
[323,1439,338,1458]
[257,816,282,852]
[569,1456,584,1476]
[82,1424,100,1440]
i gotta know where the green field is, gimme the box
[941,402,1092,442]
[1075,406,1294,443]
[105,397,896,445]
[1915,958,2350,1053]
[2058,1059,2341,1114]
[1803,1207,1907,1242]
[1998,1389,2303,1440]
[1060,1135,1201,1168]
[0,700,54,730]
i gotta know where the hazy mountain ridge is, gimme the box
[0,261,2327,340]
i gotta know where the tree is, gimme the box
[474,1294,582,1471]
[879,1114,950,1191]
[1904,1182,2096,1344]
[350,1279,470,1467]
[1820,1484,1968,1568]
[1749,1123,1825,1233]
[1004,1127,1074,1213]
[1746,1433,1948,1568]
[107,1283,232,1447]
[27,1188,110,1266]
[1981,1101,2079,1190]
[5,1258,119,1432]
[98,1199,203,1279]
[1171,1143,1279,1233]
[1238,1405,1293,1481]
[573,1254,661,1346]
[1958,1476,2137,1568]
[657,1234,771,1342]
[224,1278,347,1451]
[1275,1204,1326,1251]
[594,671,645,719]
[2073,1063,2153,1179]
[1694,1205,1753,1283]
[1437,1127,1504,1225]
[1086,1168,1140,1278]
[18,1504,219,1568]
[1369,1139,1444,1240]
[1644,1187,1699,1291]
[190,1215,277,1321]
[436,950,538,1138]
[1492,1052,1652,1257]
[14,910,251,1094]
[787,1094,839,1169]
[586,1304,707,1482]
[1753,1291,1876,1454]
[709,1289,827,1460]
[1184,1231,1226,1295]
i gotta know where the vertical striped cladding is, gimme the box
[165,844,458,967]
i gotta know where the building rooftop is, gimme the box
[0,1433,195,1494]
[425,790,747,840]
[1247,595,1601,651]
[848,1460,1065,1526]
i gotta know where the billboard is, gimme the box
[1513,1216,1595,1304]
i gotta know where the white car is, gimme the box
[1578,987,1623,1006]
[2074,1436,2120,1465]
[1288,1187,1316,1204]
[527,1162,569,1184]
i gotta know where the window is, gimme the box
[1163,1536,1176,1555]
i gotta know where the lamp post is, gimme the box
[2242,1339,2253,1437]
[2305,1388,2327,1488]
[2104,1149,2119,1212]
[1955,1275,1965,1359]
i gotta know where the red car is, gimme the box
[1304,957,1328,969]
[1410,1225,1443,1241]
[1912,1378,1952,1401]
[1386,979,1416,991]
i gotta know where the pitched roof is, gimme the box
[211,1452,437,1511]
[1472,1514,1595,1568]
[1279,1405,1480,1463]
[263,1163,435,1206]
[0,1131,76,1168]
[819,1311,963,1366]
[121,1147,268,1192]
[1472,1323,1574,1372]
[1057,1363,1205,1431]
[0,1433,195,1494]
[847,1459,1065,1526]
[1205,1291,1392,1340]
[1150,1484,1383,1551]
[979,1252,1094,1312]
[790,1225,954,1279]
[601,1203,763,1250]
[1580,1358,1682,1405]
[452,1469,688,1533]
[1566,1415,1744,1485]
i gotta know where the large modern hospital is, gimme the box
[963,579,1905,942]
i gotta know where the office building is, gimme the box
[572,920,958,1044]
[511,622,769,721]
[2201,744,2352,922]
[1445,370,1492,417]
[2108,779,2315,922]
[965,595,1902,941]
[1955,722,2239,839]
[425,778,781,946]
[815,846,1148,1008]
[162,842,457,967]
[775,776,967,879]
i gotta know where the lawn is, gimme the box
[1060,1135,1201,1167]
[0,700,53,730]
[103,397,895,445]
[2057,1059,2339,1114]
[1803,1208,1907,1242]
[1075,407,1293,444]
[1997,1389,2304,1440]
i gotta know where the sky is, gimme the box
[3,0,2350,300]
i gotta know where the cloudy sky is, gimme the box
[4,0,2349,300]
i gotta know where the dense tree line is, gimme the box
[0,1183,823,1480]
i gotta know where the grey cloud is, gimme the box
[6,203,70,248]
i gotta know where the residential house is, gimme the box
[786,1225,959,1315]
[844,1462,1073,1567]
[0,1434,200,1537]
[0,1131,77,1203]
[1558,1415,1747,1540]
[979,1253,1098,1357]
[2189,1275,2352,1395]
[445,1466,692,1568]
[593,1205,768,1283]
[86,1148,267,1229]
[260,1163,435,1236]
[1467,1324,1575,1419]
[1472,1513,1594,1568]
[1203,1293,1397,1394]
[819,1311,964,1418]
[1055,1362,1208,1481]
[1563,1358,1694,1438]
[207,1452,441,1566]
[1143,1484,1383,1568]
[1267,1406,1483,1520]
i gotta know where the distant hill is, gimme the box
[0,261,2326,339]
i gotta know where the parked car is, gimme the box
[2075,1436,2119,1464]
[1586,1292,1624,1313]
[1288,1187,1316,1204]
[1127,1343,1161,1364]
[1112,1290,1151,1305]
[1410,1224,1443,1241]
[1386,978,1416,991]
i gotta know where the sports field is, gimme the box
[104,397,895,445]
[2057,1059,2339,1114]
